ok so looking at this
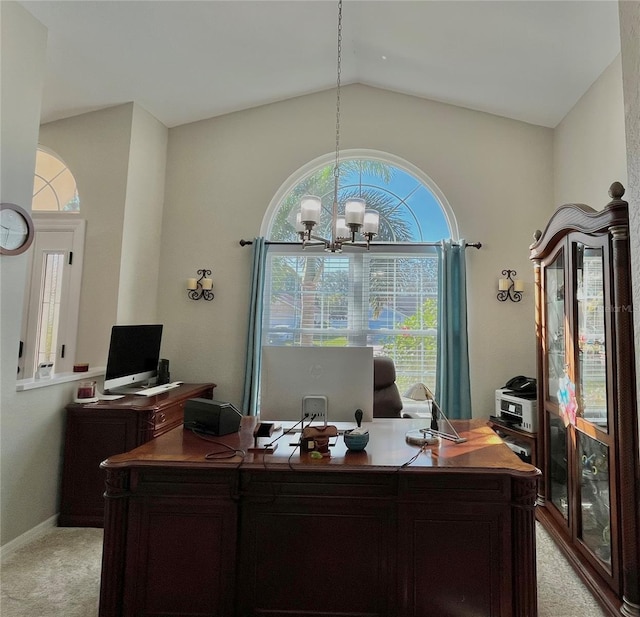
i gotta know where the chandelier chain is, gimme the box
[334,0,342,189]
[295,0,379,252]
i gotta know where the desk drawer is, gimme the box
[152,402,185,436]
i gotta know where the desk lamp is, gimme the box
[404,383,467,446]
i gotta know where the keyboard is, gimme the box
[135,382,183,397]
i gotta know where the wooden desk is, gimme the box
[99,418,540,617]
[59,382,214,527]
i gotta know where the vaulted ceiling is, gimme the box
[21,1,621,129]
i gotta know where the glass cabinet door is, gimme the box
[545,250,565,404]
[577,432,612,568]
[548,413,569,521]
[575,243,608,432]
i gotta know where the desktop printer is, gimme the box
[494,389,537,433]
[184,399,242,436]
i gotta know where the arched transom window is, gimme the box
[32,147,79,212]
[264,151,455,243]
[260,151,458,393]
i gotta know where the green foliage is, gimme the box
[382,298,438,356]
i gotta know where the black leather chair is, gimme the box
[373,356,403,418]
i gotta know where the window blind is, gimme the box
[262,244,439,393]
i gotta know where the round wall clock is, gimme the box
[0,203,35,256]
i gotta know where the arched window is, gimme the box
[32,147,80,212]
[260,151,459,394]
[263,150,456,242]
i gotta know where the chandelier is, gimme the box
[295,0,379,253]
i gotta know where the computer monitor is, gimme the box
[103,324,163,393]
[259,346,373,425]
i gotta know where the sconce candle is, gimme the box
[497,269,523,302]
[187,268,214,301]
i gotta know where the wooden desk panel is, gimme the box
[99,418,539,617]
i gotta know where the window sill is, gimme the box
[16,367,105,392]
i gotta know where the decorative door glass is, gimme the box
[575,243,608,432]
[545,251,565,404]
[36,252,65,371]
[548,413,569,521]
[578,432,612,567]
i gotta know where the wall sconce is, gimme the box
[187,268,214,301]
[497,269,524,302]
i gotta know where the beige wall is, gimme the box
[159,84,554,413]
[38,105,133,366]
[118,103,168,324]
[0,1,76,547]
[618,1,640,445]
[38,102,169,365]
[554,55,627,207]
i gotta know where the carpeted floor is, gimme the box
[1,527,103,617]
[0,523,607,617]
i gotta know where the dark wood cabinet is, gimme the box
[59,382,215,527]
[530,183,640,617]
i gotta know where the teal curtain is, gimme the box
[241,237,267,415]
[435,240,472,419]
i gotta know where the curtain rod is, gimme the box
[239,239,482,249]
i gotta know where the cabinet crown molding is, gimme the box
[530,182,628,260]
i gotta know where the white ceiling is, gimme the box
[20,0,621,129]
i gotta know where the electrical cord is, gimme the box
[205,445,246,460]
[399,444,430,468]
[188,427,246,461]
[264,415,311,449]
[286,413,317,470]
[241,415,318,505]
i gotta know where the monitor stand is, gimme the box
[106,380,154,395]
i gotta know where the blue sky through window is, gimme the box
[336,165,450,242]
